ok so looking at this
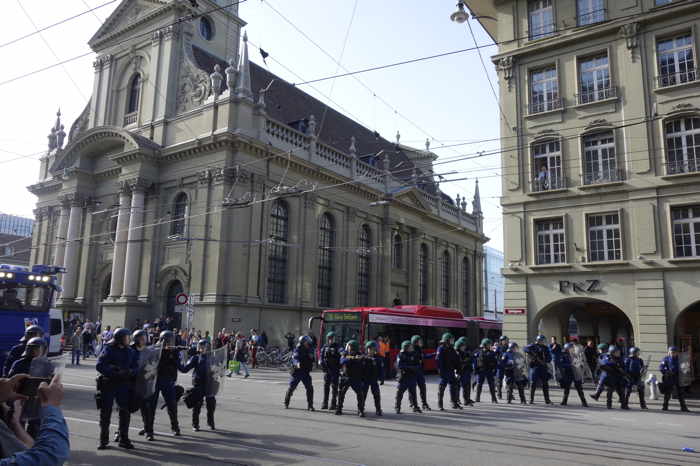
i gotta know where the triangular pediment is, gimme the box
[395,188,429,210]
[88,0,170,49]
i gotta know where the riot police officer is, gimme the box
[596,345,628,409]
[336,340,365,417]
[363,341,384,416]
[590,343,609,399]
[557,343,588,407]
[96,328,138,450]
[131,330,155,441]
[494,335,509,399]
[523,335,552,405]
[473,338,498,403]
[436,333,461,410]
[455,337,474,406]
[395,340,421,414]
[3,325,44,377]
[284,335,315,411]
[659,346,690,412]
[181,339,218,430]
[502,342,527,404]
[320,331,341,410]
[410,335,432,411]
[624,347,647,410]
[147,330,183,437]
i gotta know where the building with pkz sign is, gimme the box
[466,0,700,379]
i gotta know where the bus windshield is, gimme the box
[0,285,53,312]
[323,312,362,348]
[367,323,467,351]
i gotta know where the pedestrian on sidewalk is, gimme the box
[233,333,250,378]
[70,327,82,366]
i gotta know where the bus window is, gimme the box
[0,286,51,311]
[323,322,361,348]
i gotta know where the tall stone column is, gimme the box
[122,185,146,300]
[53,201,70,269]
[61,198,85,300]
[109,188,131,298]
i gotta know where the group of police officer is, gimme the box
[284,331,693,416]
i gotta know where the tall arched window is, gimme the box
[171,193,188,236]
[462,257,470,314]
[127,74,141,115]
[441,251,450,307]
[317,213,335,307]
[357,225,371,306]
[267,200,289,304]
[392,233,403,269]
[419,244,429,305]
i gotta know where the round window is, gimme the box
[199,16,214,40]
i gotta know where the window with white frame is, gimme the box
[583,132,619,184]
[577,0,605,26]
[657,33,696,87]
[535,218,566,264]
[587,213,621,261]
[528,0,554,40]
[672,205,700,257]
[532,140,563,191]
[578,53,612,104]
[530,66,560,114]
[357,225,372,306]
[665,117,700,174]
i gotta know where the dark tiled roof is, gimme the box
[192,46,442,196]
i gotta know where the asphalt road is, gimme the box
[59,360,699,466]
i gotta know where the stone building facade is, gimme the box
[28,0,487,343]
[466,0,700,378]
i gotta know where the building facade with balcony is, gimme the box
[27,0,487,343]
[466,0,700,377]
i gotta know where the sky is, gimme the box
[0,0,504,250]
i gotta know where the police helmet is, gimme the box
[159,330,174,345]
[454,337,468,350]
[111,328,131,346]
[20,325,44,343]
[563,343,574,351]
[365,340,378,350]
[441,332,454,343]
[608,345,619,354]
[132,329,148,345]
[629,347,640,356]
[499,335,509,342]
[411,335,422,345]
[668,346,678,353]
[21,336,47,358]
[326,331,336,341]
[298,335,312,346]
[507,341,519,350]
[401,340,412,351]
[346,340,359,351]
[535,335,546,343]
[198,339,210,349]
[597,343,608,351]
[480,338,492,347]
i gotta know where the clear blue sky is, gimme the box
[0,0,503,250]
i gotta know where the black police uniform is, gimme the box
[336,351,366,416]
[320,342,341,410]
[362,353,384,416]
[182,351,217,430]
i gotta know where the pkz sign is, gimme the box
[559,279,602,293]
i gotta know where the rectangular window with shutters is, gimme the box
[587,213,621,261]
[535,218,566,264]
[672,206,700,257]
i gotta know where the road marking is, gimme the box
[656,422,681,427]
[64,416,367,466]
[64,383,95,389]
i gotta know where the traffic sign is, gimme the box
[174,304,187,314]
[175,293,189,305]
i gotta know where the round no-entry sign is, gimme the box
[175,293,189,305]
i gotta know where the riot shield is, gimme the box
[512,352,528,383]
[206,346,227,397]
[679,351,693,387]
[134,345,162,399]
[570,347,586,383]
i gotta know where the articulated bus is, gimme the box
[0,264,65,369]
[311,305,501,372]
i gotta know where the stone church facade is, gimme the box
[28,0,487,341]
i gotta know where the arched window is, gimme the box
[171,193,188,236]
[419,244,429,305]
[441,251,450,307]
[665,116,700,174]
[267,200,289,304]
[462,257,470,314]
[317,213,335,307]
[199,16,214,40]
[357,225,371,306]
[127,74,141,115]
[392,233,403,269]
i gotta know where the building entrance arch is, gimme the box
[534,298,634,348]
[674,301,700,386]
[165,280,184,329]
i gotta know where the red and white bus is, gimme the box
[310,305,502,372]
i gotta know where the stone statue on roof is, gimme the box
[57,124,66,150]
